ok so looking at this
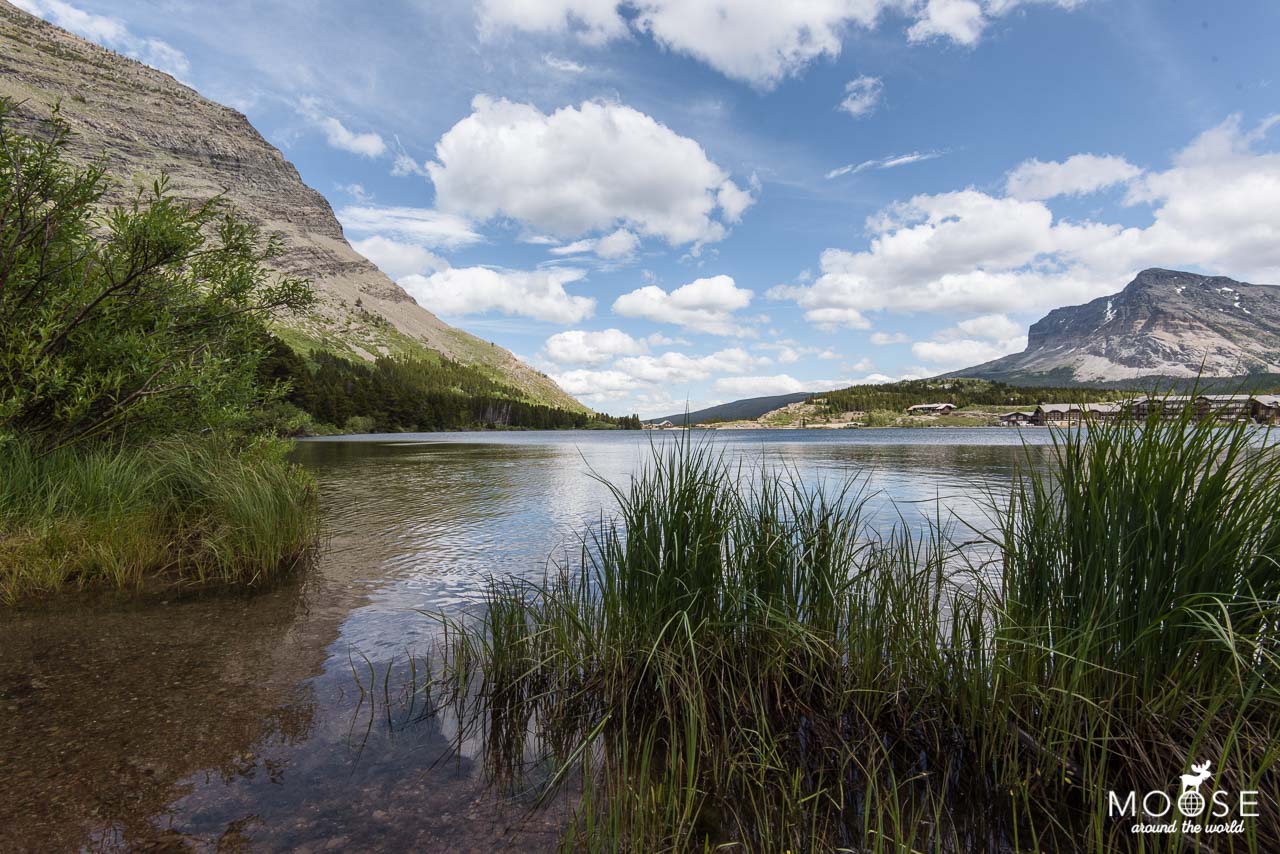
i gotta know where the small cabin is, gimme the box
[999,411,1036,425]
[906,403,957,415]
[651,420,676,429]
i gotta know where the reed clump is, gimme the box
[0,437,318,603]
[438,406,1280,852]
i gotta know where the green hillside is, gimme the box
[810,377,1138,415]
[259,336,640,434]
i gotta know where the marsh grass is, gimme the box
[436,406,1280,852]
[0,437,318,603]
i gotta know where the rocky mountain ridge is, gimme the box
[0,0,585,412]
[951,268,1280,383]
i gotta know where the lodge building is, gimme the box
[1011,394,1280,427]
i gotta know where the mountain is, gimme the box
[0,1,584,413]
[949,269,1280,383]
[647,393,813,426]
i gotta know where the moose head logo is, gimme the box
[1180,761,1212,794]
[1176,761,1212,817]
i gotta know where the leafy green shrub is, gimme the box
[0,99,312,449]
[342,414,377,434]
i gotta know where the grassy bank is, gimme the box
[0,104,322,604]
[437,410,1280,851]
[0,439,318,604]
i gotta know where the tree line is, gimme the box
[258,340,642,433]
[812,378,1134,415]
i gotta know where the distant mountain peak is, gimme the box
[953,268,1280,383]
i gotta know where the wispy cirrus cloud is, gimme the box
[337,204,482,249]
[298,96,386,158]
[543,53,587,73]
[826,150,945,180]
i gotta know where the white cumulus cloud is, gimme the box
[756,341,841,364]
[772,114,1280,330]
[426,96,753,248]
[476,1,1086,89]
[870,331,909,345]
[351,236,447,280]
[839,76,883,118]
[549,228,641,260]
[399,266,595,323]
[907,0,986,45]
[911,313,1027,369]
[952,313,1024,340]
[551,369,640,399]
[549,345,768,407]
[632,2,885,89]
[544,329,647,365]
[615,347,768,384]
[613,275,754,335]
[1005,154,1143,201]
[477,0,627,44]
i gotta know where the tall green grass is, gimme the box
[436,408,1280,852]
[0,437,318,603]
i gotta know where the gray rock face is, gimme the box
[0,1,585,412]
[954,269,1280,382]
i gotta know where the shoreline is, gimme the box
[295,422,1039,441]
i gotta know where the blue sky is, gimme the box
[15,0,1280,417]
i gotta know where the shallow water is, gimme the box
[0,427,1056,852]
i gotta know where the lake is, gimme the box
[0,428,1057,852]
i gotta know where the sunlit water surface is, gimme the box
[0,428,1057,851]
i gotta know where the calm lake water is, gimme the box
[0,428,1057,852]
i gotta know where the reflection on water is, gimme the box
[0,428,1053,851]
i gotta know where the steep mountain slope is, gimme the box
[647,393,813,426]
[951,269,1280,383]
[0,1,585,412]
